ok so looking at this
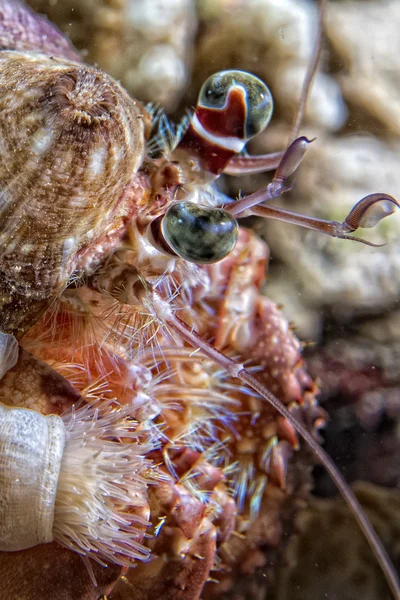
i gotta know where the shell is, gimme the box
[0,331,18,378]
[0,49,146,335]
[0,0,80,60]
[0,402,65,550]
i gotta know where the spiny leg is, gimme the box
[143,286,400,600]
[93,261,400,600]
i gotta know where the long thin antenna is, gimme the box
[289,0,327,143]
[152,294,400,600]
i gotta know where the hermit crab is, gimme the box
[0,0,399,599]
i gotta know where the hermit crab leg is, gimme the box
[141,286,400,600]
[244,193,400,247]
[94,248,400,598]
[222,137,399,245]
[226,136,312,215]
[222,151,283,176]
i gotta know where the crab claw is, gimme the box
[340,193,400,245]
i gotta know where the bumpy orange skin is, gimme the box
[0,228,322,600]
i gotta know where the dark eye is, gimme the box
[202,82,226,104]
[198,70,273,139]
[161,201,238,264]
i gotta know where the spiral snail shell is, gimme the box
[0,0,147,336]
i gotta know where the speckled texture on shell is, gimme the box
[0,50,146,335]
[0,51,145,293]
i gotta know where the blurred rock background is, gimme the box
[24,0,400,598]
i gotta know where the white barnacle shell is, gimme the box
[0,399,157,565]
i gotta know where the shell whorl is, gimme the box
[0,402,66,551]
[0,0,80,61]
[0,50,146,298]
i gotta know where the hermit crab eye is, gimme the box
[198,70,273,139]
[161,201,238,264]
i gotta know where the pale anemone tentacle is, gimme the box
[0,332,157,566]
[0,399,158,566]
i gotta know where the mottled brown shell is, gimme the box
[0,50,146,335]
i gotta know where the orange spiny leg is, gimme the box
[88,242,400,600]
[142,287,400,600]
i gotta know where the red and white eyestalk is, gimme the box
[177,70,274,175]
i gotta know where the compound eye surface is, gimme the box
[198,70,273,139]
[162,201,238,264]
